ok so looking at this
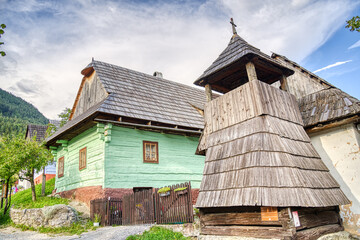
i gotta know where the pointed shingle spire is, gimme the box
[194,21,294,93]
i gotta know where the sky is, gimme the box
[0,0,359,119]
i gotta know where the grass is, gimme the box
[0,178,69,228]
[126,226,190,240]
[14,221,97,235]
[11,178,69,209]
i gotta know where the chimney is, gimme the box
[153,71,163,78]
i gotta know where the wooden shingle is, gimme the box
[299,88,360,128]
[196,80,350,208]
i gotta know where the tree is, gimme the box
[46,107,71,137]
[0,135,23,214]
[59,107,71,128]
[0,134,53,205]
[346,16,360,32]
[19,136,53,201]
[0,24,6,56]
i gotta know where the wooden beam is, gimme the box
[201,225,291,238]
[205,84,212,102]
[294,224,343,240]
[306,115,360,134]
[245,62,258,81]
[296,210,340,231]
[56,140,68,145]
[201,212,282,226]
[254,58,283,75]
[211,84,230,94]
[280,75,288,91]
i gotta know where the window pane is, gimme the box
[143,141,158,163]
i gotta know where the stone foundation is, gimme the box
[10,204,77,227]
[57,186,200,207]
[57,186,133,207]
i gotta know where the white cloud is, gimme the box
[314,60,352,73]
[0,0,357,119]
[349,40,360,49]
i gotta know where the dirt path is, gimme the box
[0,225,152,240]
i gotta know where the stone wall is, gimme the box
[58,186,133,207]
[10,204,77,228]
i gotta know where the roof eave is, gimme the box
[45,111,99,147]
[194,53,294,88]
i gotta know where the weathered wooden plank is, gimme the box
[201,225,292,238]
[280,75,288,91]
[295,224,343,240]
[245,62,258,81]
[296,210,340,230]
[72,71,108,119]
[205,84,212,102]
[201,212,282,226]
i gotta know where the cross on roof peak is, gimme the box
[230,18,237,35]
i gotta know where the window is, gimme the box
[79,147,87,170]
[58,157,64,178]
[143,141,158,163]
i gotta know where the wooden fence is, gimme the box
[90,182,193,226]
[90,198,108,226]
[122,189,154,225]
[154,182,193,224]
[108,198,122,225]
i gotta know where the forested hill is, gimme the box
[0,88,48,136]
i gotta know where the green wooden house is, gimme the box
[46,60,207,204]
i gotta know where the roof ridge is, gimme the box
[91,60,209,95]
[271,52,335,88]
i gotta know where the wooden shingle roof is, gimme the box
[26,124,48,142]
[194,35,293,91]
[299,88,360,128]
[91,60,206,129]
[47,60,208,145]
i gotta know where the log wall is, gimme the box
[199,206,343,239]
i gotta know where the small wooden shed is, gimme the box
[194,24,350,239]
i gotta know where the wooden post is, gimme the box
[41,167,46,196]
[0,184,3,208]
[245,62,258,81]
[205,84,212,102]
[280,75,288,91]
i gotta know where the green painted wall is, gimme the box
[53,123,204,192]
[55,126,105,192]
[104,125,204,188]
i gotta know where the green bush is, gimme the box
[126,226,190,240]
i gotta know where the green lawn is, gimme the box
[10,178,68,209]
[0,178,96,235]
[126,226,190,240]
[0,178,69,227]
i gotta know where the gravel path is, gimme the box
[0,225,152,240]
